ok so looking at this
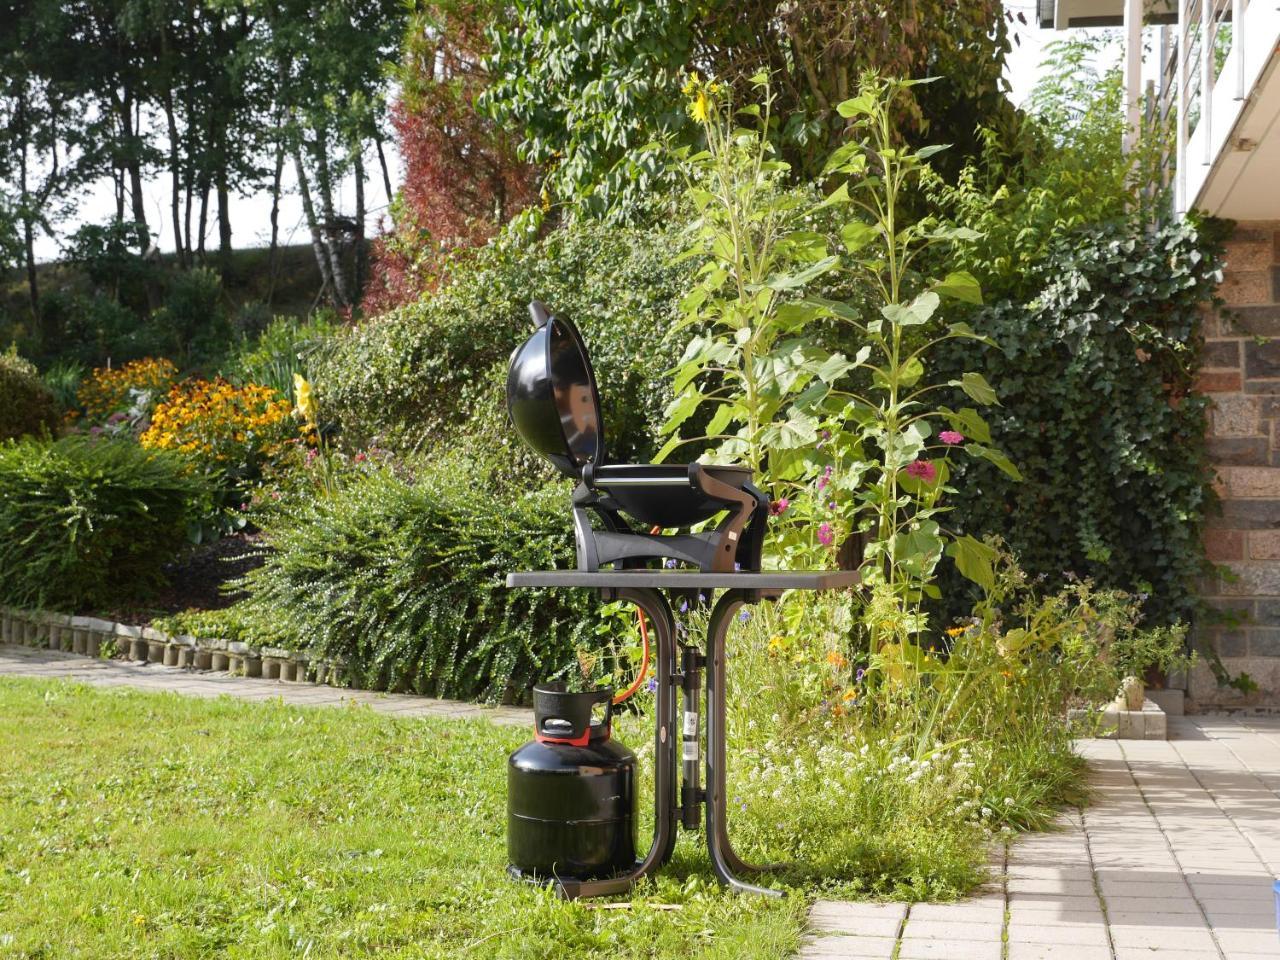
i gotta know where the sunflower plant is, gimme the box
[664,72,1021,654]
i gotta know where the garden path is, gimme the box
[4,644,1278,959]
[803,716,1280,960]
[0,642,532,725]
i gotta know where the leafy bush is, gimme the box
[152,267,232,367]
[228,313,339,398]
[0,350,59,441]
[0,437,201,609]
[315,220,695,464]
[936,219,1225,625]
[236,458,594,702]
[925,34,1169,304]
[76,357,178,423]
[35,290,163,368]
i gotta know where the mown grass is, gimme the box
[0,678,806,960]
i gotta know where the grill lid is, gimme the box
[506,301,605,479]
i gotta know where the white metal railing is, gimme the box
[1164,0,1251,213]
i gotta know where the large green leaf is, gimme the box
[766,256,839,291]
[840,220,877,253]
[661,390,704,432]
[951,371,997,405]
[946,535,998,591]
[933,271,984,305]
[836,93,876,117]
[966,443,1023,481]
[881,291,939,327]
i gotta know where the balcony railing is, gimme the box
[1158,0,1254,214]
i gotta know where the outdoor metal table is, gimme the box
[505,569,860,899]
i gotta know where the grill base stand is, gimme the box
[506,571,859,898]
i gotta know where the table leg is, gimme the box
[551,586,678,898]
[704,589,782,897]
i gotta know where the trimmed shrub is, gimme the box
[237,458,594,702]
[936,218,1225,625]
[0,437,202,609]
[315,220,695,464]
[0,351,58,442]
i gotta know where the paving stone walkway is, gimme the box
[0,643,532,725]
[802,716,1280,960]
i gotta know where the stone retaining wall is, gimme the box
[0,607,343,685]
[1196,220,1280,708]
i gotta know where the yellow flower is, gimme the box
[946,626,965,637]
[681,72,698,97]
[293,374,318,427]
[825,650,847,670]
[841,687,858,702]
[689,89,710,124]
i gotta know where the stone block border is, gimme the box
[0,606,345,687]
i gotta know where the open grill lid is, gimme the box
[506,301,606,479]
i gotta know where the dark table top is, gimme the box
[505,570,861,590]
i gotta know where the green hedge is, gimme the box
[936,218,1225,625]
[0,352,59,442]
[237,458,595,702]
[315,221,695,465]
[0,437,201,609]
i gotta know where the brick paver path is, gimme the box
[5,645,1278,958]
[802,716,1280,959]
[0,643,531,725]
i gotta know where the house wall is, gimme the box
[1195,220,1280,708]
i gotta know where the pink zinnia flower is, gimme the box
[939,430,965,446]
[817,522,834,546]
[769,498,790,516]
[817,464,833,492]
[906,460,937,483]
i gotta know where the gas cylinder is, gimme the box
[507,684,636,882]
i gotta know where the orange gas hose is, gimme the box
[612,526,662,704]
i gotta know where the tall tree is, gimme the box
[0,0,105,315]
[362,0,535,312]
[482,0,1024,221]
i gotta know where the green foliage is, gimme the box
[659,75,837,481]
[153,605,285,646]
[227,312,339,397]
[152,267,232,367]
[315,220,694,465]
[481,0,1019,222]
[33,289,165,367]
[237,459,597,702]
[0,436,202,610]
[40,358,85,414]
[935,219,1224,625]
[665,75,1016,625]
[925,35,1166,301]
[0,349,59,441]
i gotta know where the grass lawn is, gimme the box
[0,678,806,959]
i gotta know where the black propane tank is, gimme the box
[507,683,636,882]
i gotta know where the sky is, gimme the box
[30,2,1107,264]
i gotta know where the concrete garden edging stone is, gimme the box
[0,607,345,687]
